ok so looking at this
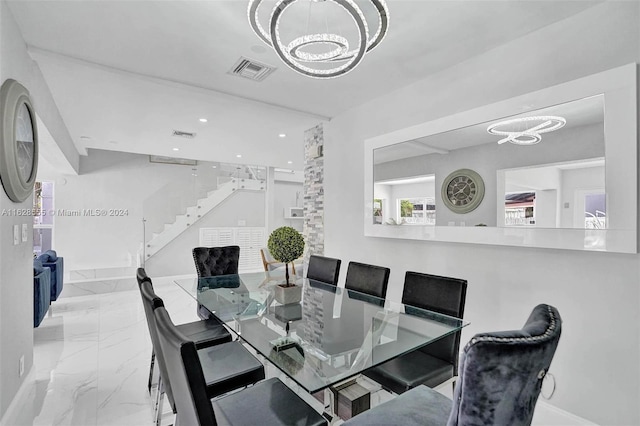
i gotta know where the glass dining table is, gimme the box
[174,271,468,417]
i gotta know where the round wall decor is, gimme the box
[441,168,485,214]
[0,79,38,203]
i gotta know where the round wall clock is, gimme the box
[441,168,485,214]
[0,79,38,203]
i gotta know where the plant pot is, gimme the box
[274,284,302,305]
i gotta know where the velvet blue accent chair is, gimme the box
[33,259,51,327]
[37,250,63,301]
[345,304,562,426]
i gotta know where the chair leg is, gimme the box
[153,375,162,421]
[155,378,165,426]
[147,351,155,394]
[433,376,457,399]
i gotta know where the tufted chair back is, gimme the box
[448,304,562,426]
[343,304,561,426]
[192,246,240,278]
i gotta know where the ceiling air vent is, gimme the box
[228,57,276,82]
[172,130,196,139]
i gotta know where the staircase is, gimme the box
[145,178,265,259]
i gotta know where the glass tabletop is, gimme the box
[174,271,469,394]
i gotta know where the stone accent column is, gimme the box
[303,123,324,268]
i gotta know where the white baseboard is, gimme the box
[534,400,598,425]
[0,367,35,426]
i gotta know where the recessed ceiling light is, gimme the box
[212,165,217,169]
[80,136,91,140]
[279,133,286,138]
[173,148,179,151]
[199,118,208,123]
[287,161,293,164]
[236,154,242,158]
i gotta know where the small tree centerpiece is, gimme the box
[267,226,304,287]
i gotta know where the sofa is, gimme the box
[33,259,51,327]
[37,250,64,301]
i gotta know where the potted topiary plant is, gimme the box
[268,226,304,304]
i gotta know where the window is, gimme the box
[584,192,606,229]
[33,181,54,256]
[373,198,383,224]
[398,197,435,225]
[505,192,535,226]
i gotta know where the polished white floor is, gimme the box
[12,277,194,426]
[8,277,589,426]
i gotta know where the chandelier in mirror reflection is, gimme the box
[487,116,567,145]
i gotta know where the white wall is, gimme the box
[272,180,303,233]
[43,149,294,275]
[324,2,639,425]
[45,150,207,271]
[560,166,606,228]
[0,1,79,418]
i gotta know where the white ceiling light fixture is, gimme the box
[248,0,389,79]
[199,118,208,123]
[487,116,567,145]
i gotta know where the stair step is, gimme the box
[147,179,266,258]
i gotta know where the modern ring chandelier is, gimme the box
[487,116,567,145]
[248,0,389,79]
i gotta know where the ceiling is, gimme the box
[374,94,605,164]
[6,0,601,170]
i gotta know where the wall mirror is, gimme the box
[364,64,637,253]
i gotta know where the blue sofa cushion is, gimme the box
[34,265,51,327]
[33,259,45,275]
[37,251,63,301]
[38,250,58,262]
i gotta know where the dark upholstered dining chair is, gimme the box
[137,268,233,394]
[139,278,265,426]
[192,246,240,277]
[192,246,240,319]
[344,261,390,306]
[345,304,562,426]
[306,254,341,286]
[154,306,327,426]
[364,271,467,394]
